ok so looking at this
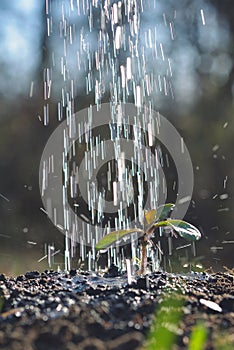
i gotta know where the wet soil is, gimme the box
[0,268,233,350]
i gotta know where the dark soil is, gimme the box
[0,268,233,350]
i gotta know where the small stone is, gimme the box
[16,275,25,282]
[104,263,120,277]
[69,269,77,277]
[136,276,149,290]
[220,296,234,312]
[200,298,222,313]
[0,274,6,282]
[86,287,103,296]
[25,271,40,279]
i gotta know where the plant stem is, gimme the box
[140,235,148,275]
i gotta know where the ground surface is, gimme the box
[0,268,233,350]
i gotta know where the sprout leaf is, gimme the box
[144,209,157,225]
[96,228,144,251]
[155,203,175,221]
[144,204,175,227]
[154,219,201,241]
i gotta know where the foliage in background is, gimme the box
[142,292,184,350]
[143,302,234,350]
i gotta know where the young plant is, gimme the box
[96,204,201,275]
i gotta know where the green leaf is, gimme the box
[154,219,201,241]
[144,209,157,225]
[155,203,175,221]
[144,204,175,226]
[96,228,144,251]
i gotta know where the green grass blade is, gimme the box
[96,228,144,251]
[143,293,184,350]
[188,322,207,350]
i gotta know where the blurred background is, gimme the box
[0,0,233,275]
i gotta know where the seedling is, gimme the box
[96,204,201,274]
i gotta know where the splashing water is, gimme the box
[40,0,207,273]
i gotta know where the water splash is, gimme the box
[40,0,214,273]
